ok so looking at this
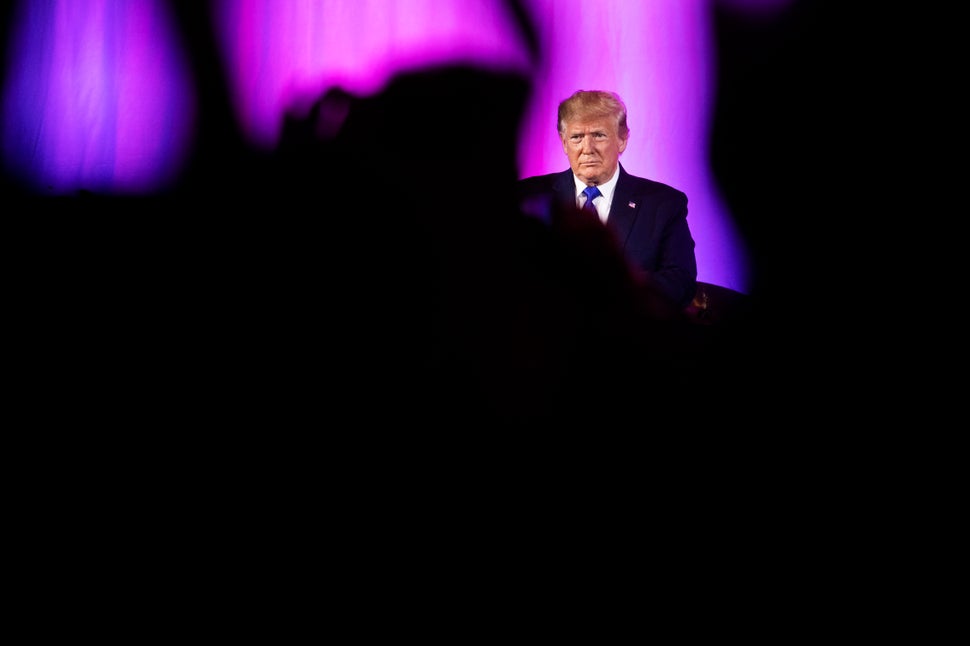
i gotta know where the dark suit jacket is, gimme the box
[517,164,698,309]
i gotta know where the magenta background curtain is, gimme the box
[1,0,195,195]
[2,0,796,292]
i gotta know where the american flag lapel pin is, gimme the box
[628,201,636,208]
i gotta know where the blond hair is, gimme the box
[557,90,629,140]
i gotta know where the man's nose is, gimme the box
[581,135,594,152]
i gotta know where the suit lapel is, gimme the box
[553,170,575,206]
[607,165,638,247]
[553,166,639,249]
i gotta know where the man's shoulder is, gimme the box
[516,170,570,220]
[517,169,569,189]
[619,169,686,200]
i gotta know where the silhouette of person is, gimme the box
[268,65,707,424]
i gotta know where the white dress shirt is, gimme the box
[574,166,620,224]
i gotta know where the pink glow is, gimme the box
[0,0,789,293]
[1,0,195,195]
[210,0,753,291]
[517,0,752,291]
[211,0,533,148]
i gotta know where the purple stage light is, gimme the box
[1,0,196,196]
[0,0,801,292]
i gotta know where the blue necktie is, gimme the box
[582,185,601,215]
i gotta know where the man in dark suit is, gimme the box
[517,90,697,310]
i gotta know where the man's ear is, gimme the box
[618,137,628,154]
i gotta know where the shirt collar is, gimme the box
[573,165,621,203]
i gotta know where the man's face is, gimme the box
[561,117,627,186]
